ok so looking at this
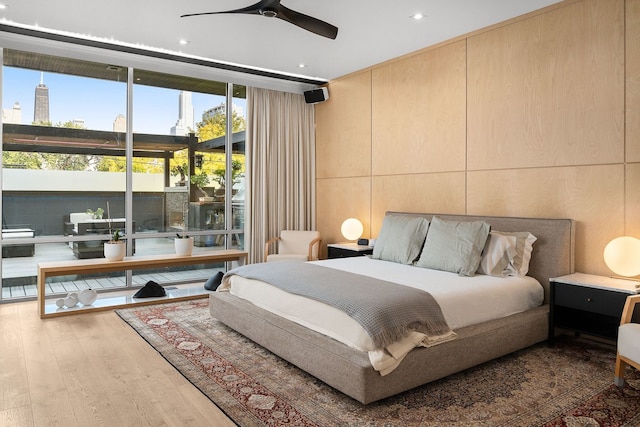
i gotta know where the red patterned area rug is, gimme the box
[116,300,640,427]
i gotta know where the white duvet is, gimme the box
[218,256,543,375]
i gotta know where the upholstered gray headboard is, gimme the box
[386,212,576,304]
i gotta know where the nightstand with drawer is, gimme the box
[549,273,640,344]
[327,243,373,259]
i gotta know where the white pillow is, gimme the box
[485,231,538,276]
[477,231,518,276]
[503,231,537,276]
[371,215,429,265]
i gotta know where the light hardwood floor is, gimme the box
[0,300,235,426]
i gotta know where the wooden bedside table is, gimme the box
[327,243,373,259]
[549,273,640,344]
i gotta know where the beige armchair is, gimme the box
[264,230,321,263]
[614,294,640,387]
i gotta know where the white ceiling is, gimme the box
[0,0,563,84]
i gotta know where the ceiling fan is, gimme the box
[181,0,338,40]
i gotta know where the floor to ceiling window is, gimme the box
[0,48,246,303]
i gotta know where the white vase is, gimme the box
[175,237,194,256]
[78,288,98,305]
[64,292,78,308]
[104,241,126,261]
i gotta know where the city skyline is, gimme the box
[1,67,246,136]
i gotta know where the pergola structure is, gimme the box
[2,123,246,197]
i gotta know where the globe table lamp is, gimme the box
[603,236,640,278]
[341,218,364,242]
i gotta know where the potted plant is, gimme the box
[190,170,213,202]
[174,201,193,255]
[86,207,104,219]
[174,232,194,256]
[103,202,126,261]
[104,229,126,261]
[211,159,244,200]
[171,163,188,186]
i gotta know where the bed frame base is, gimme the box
[210,292,548,404]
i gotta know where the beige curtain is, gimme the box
[246,87,316,264]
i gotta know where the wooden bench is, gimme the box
[38,249,247,318]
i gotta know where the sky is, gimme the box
[2,67,246,135]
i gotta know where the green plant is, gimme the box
[190,171,210,187]
[105,201,122,243]
[86,207,104,219]
[171,163,188,181]
[212,159,244,188]
[110,229,121,243]
[190,170,210,196]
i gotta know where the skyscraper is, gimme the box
[34,72,50,124]
[170,91,194,136]
[113,114,126,132]
[2,101,22,124]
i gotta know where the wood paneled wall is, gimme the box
[315,0,640,276]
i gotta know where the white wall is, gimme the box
[2,169,167,192]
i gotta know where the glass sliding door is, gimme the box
[1,49,128,300]
[129,71,245,286]
[1,48,248,302]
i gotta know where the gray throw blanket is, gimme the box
[223,262,453,349]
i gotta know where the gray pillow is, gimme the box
[415,216,490,276]
[371,215,429,264]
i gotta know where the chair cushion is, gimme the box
[266,254,309,262]
[70,212,94,224]
[278,230,320,259]
[618,323,640,363]
[2,229,35,239]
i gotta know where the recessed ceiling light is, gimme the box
[298,63,306,68]
[0,4,8,10]
[411,13,424,20]
[179,39,189,45]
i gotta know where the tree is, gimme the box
[189,104,246,188]
[41,153,89,171]
[94,156,163,173]
[196,104,246,142]
[212,159,244,188]
[1,152,43,169]
[43,121,92,170]
[3,120,92,171]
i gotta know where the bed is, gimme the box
[209,212,575,404]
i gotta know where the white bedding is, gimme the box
[219,256,543,375]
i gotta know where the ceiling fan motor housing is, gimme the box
[260,8,278,18]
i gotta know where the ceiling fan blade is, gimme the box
[276,5,338,40]
[181,0,338,40]
[180,0,272,18]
